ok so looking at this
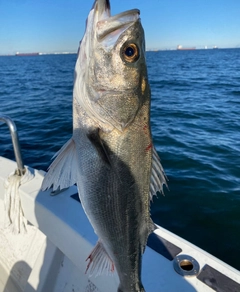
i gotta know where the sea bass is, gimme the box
[42,0,166,291]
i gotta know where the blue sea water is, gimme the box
[0,49,240,271]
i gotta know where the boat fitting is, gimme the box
[173,254,200,277]
[0,116,25,176]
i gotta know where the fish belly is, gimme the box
[74,103,152,291]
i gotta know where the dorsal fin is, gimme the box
[150,146,168,199]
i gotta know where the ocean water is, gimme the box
[0,49,240,271]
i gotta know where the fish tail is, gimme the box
[117,283,145,292]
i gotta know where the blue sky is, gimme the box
[0,0,240,55]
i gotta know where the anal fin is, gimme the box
[41,138,78,191]
[86,240,115,277]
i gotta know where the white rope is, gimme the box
[4,166,34,234]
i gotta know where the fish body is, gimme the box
[42,1,166,291]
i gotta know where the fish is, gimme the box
[42,0,167,291]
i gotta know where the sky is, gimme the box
[0,0,240,55]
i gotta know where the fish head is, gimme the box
[74,0,150,132]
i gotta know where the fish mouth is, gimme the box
[93,0,111,20]
[93,0,140,41]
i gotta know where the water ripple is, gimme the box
[0,50,240,270]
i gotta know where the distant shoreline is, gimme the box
[0,52,77,57]
[146,47,240,52]
[1,47,240,57]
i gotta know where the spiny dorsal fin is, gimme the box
[150,146,168,199]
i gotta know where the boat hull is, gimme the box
[0,156,240,292]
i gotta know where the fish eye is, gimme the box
[121,43,139,63]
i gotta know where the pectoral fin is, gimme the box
[87,128,112,166]
[41,138,78,191]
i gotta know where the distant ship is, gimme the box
[177,45,196,51]
[15,52,39,56]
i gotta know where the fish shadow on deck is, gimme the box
[142,233,198,291]
[2,261,32,292]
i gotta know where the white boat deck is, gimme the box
[0,156,240,292]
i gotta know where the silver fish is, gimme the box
[42,0,167,291]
